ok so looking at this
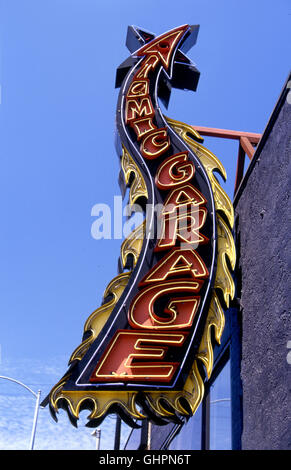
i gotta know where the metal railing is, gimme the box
[191,125,262,195]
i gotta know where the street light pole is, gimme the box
[91,428,101,450]
[29,389,41,450]
[0,375,41,450]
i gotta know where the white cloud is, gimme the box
[0,356,131,450]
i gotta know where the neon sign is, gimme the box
[45,25,235,428]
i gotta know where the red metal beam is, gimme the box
[191,125,261,144]
[240,136,256,160]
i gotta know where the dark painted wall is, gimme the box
[235,84,291,450]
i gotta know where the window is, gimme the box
[124,422,142,450]
[168,405,202,450]
[209,360,231,449]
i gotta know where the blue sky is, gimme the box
[0,0,290,450]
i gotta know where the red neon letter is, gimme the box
[89,330,187,383]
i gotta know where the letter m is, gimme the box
[125,96,154,123]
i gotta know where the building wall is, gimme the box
[234,86,291,450]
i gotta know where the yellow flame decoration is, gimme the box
[214,213,236,308]
[50,375,145,422]
[120,220,145,269]
[121,145,148,207]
